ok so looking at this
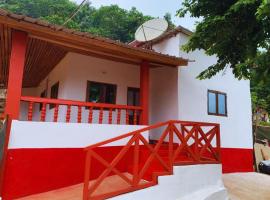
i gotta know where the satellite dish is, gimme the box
[135,18,168,42]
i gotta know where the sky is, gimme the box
[73,0,199,31]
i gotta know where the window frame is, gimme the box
[127,87,140,106]
[40,90,47,111]
[49,82,59,109]
[86,81,117,105]
[207,90,227,117]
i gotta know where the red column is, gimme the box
[140,61,149,125]
[5,30,28,119]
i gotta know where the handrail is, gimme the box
[21,96,143,110]
[20,96,142,124]
[84,120,220,150]
[83,120,221,200]
[84,121,170,150]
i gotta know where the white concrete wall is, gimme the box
[149,67,179,123]
[149,66,179,140]
[8,120,148,149]
[111,164,228,200]
[153,35,180,57]
[152,32,253,149]
[20,52,140,124]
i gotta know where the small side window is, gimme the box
[208,90,227,116]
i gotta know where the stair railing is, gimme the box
[83,120,221,200]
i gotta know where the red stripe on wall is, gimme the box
[221,148,254,173]
[2,147,134,200]
[2,147,254,199]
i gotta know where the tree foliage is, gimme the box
[178,0,270,81]
[0,0,155,42]
[178,0,270,117]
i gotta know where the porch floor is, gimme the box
[223,172,270,200]
[17,173,148,200]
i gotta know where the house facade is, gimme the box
[0,9,252,200]
[144,27,254,173]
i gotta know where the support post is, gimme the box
[140,61,149,125]
[5,30,28,119]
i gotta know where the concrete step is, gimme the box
[177,186,228,200]
[111,164,228,200]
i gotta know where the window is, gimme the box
[86,81,117,104]
[50,82,59,109]
[208,90,227,116]
[40,90,47,111]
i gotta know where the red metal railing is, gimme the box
[83,120,221,200]
[20,96,142,125]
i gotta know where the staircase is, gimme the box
[82,120,221,200]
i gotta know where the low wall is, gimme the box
[3,121,147,200]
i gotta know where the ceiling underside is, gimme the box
[0,24,67,88]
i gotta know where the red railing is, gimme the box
[20,96,142,125]
[83,120,221,200]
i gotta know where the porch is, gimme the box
[0,28,186,126]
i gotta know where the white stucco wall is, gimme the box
[150,67,179,124]
[152,32,253,149]
[8,120,147,149]
[20,52,140,124]
[149,66,179,140]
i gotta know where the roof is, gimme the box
[0,9,188,87]
[131,25,193,48]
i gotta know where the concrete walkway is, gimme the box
[223,172,270,200]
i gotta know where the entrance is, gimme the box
[127,87,140,125]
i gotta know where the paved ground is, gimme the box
[223,172,270,200]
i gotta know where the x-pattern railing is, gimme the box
[83,120,221,200]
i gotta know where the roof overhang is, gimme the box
[0,9,188,68]
[133,26,193,48]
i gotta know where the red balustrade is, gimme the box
[20,96,142,125]
[83,120,221,200]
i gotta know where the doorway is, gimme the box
[127,87,140,125]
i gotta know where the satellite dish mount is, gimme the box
[135,18,168,49]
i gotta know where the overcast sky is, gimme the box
[73,0,199,30]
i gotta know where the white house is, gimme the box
[135,26,254,174]
[0,9,252,200]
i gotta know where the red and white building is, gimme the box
[0,9,252,200]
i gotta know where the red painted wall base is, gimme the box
[221,148,254,173]
[2,147,133,200]
[2,147,254,199]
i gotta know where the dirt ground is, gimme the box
[223,172,270,200]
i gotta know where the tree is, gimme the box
[0,0,152,42]
[178,0,270,81]
[164,13,175,29]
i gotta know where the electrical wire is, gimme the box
[62,0,88,26]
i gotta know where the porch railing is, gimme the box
[83,120,221,200]
[20,96,142,125]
